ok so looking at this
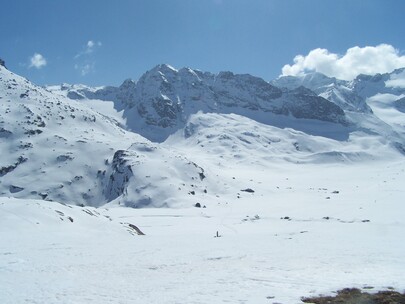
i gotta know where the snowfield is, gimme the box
[1,160,405,304]
[1,63,405,303]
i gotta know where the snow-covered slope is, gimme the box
[103,141,211,208]
[353,68,405,139]
[2,64,405,208]
[353,68,405,98]
[166,112,401,164]
[0,65,145,206]
[273,69,405,150]
[272,72,372,113]
[273,68,405,118]
[2,159,405,303]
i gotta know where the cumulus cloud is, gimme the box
[281,44,405,80]
[29,53,47,69]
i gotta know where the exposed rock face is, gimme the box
[129,65,346,135]
[0,156,27,177]
[272,72,373,113]
[282,86,345,121]
[0,58,5,68]
[104,150,135,201]
[54,64,348,141]
[272,67,405,115]
[353,68,405,98]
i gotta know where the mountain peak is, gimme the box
[150,63,178,74]
[120,78,136,87]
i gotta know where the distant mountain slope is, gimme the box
[49,65,405,146]
[353,68,405,98]
[272,72,372,113]
[49,64,347,142]
[165,112,401,164]
[273,68,405,115]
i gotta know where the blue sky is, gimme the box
[1,0,405,86]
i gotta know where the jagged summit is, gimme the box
[151,63,178,73]
[55,64,348,141]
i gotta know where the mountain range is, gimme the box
[1,63,405,208]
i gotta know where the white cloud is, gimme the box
[87,40,95,49]
[281,44,405,80]
[86,40,101,52]
[75,40,102,58]
[29,53,47,69]
[75,63,94,76]
[73,40,101,76]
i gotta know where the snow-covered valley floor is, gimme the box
[1,160,404,304]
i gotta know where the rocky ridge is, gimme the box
[51,64,347,141]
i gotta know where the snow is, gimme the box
[1,160,405,303]
[0,66,143,206]
[367,93,405,136]
[1,64,405,303]
[385,69,405,89]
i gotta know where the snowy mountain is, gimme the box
[273,68,405,113]
[0,65,144,206]
[272,72,372,113]
[273,68,405,145]
[2,63,405,208]
[49,64,347,142]
[2,63,405,303]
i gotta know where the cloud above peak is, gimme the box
[281,44,405,80]
[29,53,47,69]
